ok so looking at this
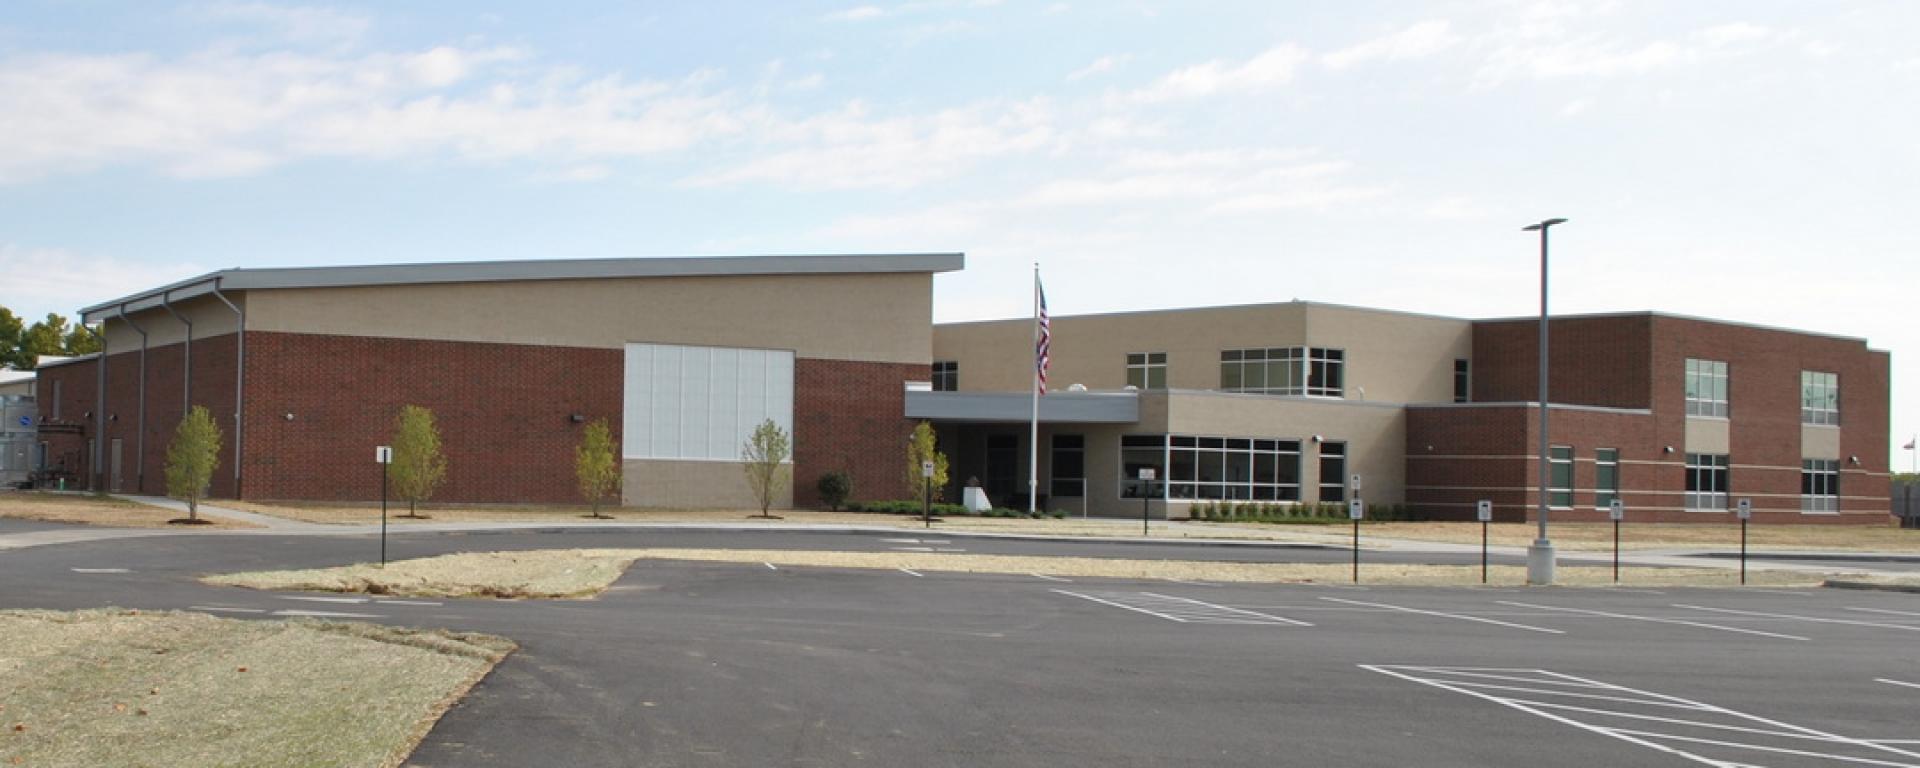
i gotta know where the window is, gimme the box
[1802,459,1839,513]
[931,361,958,392]
[1127,352,1167,390]
[1549,446,1573,508]
[1120,435,1165,498]
[1594,449,1619,508]
[1161,436,1302,501]
[1051,434,1085,498]
[51,380,61,420]
[1318,441,1347,503]
[1801,371,1839,426]
[1454,359,1470,403]
[1684,453,1729,510]
[35,441,49,471]
[1218,347,1344,397]
[1685,358,1729,418]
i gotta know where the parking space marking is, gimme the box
[763,562,777,570]
[890,546,936,552]
[1847,607,1920,619]
[1675,604,1920,634]
[282,595,370,604]
[1049,589,1311,626]
[1364,665,1920,767]
[1878,679,1920,691]
[1319,597,1563,635]
[70,567,132,574]
[898,568,924,578]
[189,605,266,614]
[271,609,383,619]
[373,599,443,607]
[1497,601,1810,641]
[1028,573,1071,583]
[879,538,922,544]
[1742,589,1819,597]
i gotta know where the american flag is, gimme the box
[1035,279,1051,394]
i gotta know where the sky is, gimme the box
[0,0,1914,465]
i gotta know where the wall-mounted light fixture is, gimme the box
[1850,455,1861,465]
[284,412,295,421]
[569,413,585,424]
[1311,434,1324,443]
[1663,445,1675,454]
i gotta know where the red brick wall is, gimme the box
[792,359,920,508]
[1473,315,1653,409]
[32,336,240,498]
[243,332,622,504]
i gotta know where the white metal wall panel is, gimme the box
[623,343,794,461]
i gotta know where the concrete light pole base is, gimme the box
[1526,540,1557,585]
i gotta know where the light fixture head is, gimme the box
[1521,217,1569,232]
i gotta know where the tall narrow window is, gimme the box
[1800,371,1839,426]
[1549,446,1573,508]
[1453,359,1470,403]
[1127,352,1167,390]
[931,361,958,392]
[1050,434,1085,498]
[1318,441,1347,503]
[1684,358,1729,417]
[1685,453,1729,510]
[1801,459,1839,513]
[1306,348,1344,397]
[51,380,62,420]
[1594,448,1619,508]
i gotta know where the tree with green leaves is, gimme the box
[389,405,448,519]
[0,307,24,370]
[61,321,101,356]
[741,419,791,519]
[164,406,223,524]
[19,314,71,363]
[903,421,950,501]
[575,418,620,518]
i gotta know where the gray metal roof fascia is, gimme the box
[25,353,101,371]
[82,253,965,323]
[935,298,1471,329]
[906,390,1140,423]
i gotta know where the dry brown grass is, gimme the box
[0,608,512,768]
[1326,521,1920,552]
[206,547,1851,598]
[0,492,257,529]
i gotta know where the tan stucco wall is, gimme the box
[1161,391,1408,508]
[1685,417,1730,454]
[932,302,1469,404]
[1801,425,1841,460]
[244,273,933,364]
[623,459,793,509]
[101,294,242,350]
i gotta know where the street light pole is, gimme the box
[1522,217,1567,587]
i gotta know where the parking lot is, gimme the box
[4,526,1917,767]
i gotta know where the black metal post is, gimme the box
[1141,482,1151,536]
[1351,515,1360,584]
[1739,518,1748,585]
[1613,518,1621,584]
[380,462,389,566]
[923,475,932,529]
[1481,519,1488,584]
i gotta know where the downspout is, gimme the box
[210,281,244,498]
[117,305,149,494]
[86,323,107,492]
[160,289,192,412]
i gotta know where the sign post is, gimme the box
[1736,498,1752,585]
[1476,500,1493,584]
[921,460,935,529]
[1349,498,1365,583]
[375,446,393,566]
[1609,499,1625,583]
[1138,468,1156,536]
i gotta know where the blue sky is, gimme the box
[1,1,1915,463]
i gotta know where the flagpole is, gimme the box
[1029,263,1040,516]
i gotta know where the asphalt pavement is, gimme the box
[3,524,1918,767]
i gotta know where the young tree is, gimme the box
[741,419,790,518]
[575,418,620,518]
[164,406,223,523]
[903,421,950,501]
[389,405,448,519]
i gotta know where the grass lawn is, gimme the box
[1340,521,1920,552]
[0,609,512,768]
[205,548,1861,596]
[0,492,257,529]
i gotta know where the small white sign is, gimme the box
[1736,498,1752,520]
[1138,467,1157,481]
[1350,473,1363,492]
[375,446,392,465]
[1476,500,1492,522]
[1348,499,1364,520]
[1608,499,1625,521]
[921,460,935,478]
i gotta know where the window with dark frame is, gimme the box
[1318,441,1347,503]
[931,361,958,392]
[1119,434,1165,498]
[1218,346,1344,397]
[1800,371,1839,426]
[1685,358,1730,418]
[1127,352,1167,389]
[1050,434,1085,498]
[1549,446,1573,508]
[1685,452,1729,510]
[1594,448,1619,508]
[1801,459,1839,513]
[1453,359,1470,403]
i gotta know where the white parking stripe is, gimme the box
[898,568,924,578]
[373,599,443,607]
[1675,604,1920,633]
[1320,597,1564,635]
[1137,593,1313,627]
[1051,589,1189,623]
[1879,679,1920,691]
[271,609,382,619]
[1498,601,1810,641]
[1846,607,1920,619]
[281,595,369,604]
[189,605,265,614]
[70,567,131,574]
[1028,573,1071,583]
[763,562,777,570]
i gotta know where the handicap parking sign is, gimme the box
[16,416,28,427]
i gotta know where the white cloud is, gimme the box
[686,99,1055,190]
[1130,44,1308,102]
[1321,20,1460,69]
[0,245,206,320]
[1559,98,1591,117]
[1697,22,1771,48]
[1421,196,1498,221]
[1067,54,1127,81]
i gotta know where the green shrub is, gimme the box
[816,471,852,511]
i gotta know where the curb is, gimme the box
[1823,579,1920,594]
